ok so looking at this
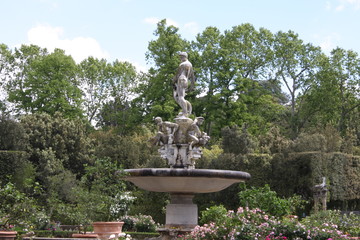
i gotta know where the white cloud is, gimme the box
[143,17,199,38]
[143,17,179,27]
[27,24,109,63]
[335,0,360,11]
[144,17,161,25]
[313,33,341,53]
[325,1,332,10]
[184,22,199,35]
[335,4,345,11]
[344,0,360,9]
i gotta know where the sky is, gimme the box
[1,0,360,72]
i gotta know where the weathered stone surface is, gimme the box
[124,168,251,193]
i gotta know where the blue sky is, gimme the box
[1,0,360,71]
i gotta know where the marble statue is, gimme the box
[153,52,209,169]
[313,177,328,212]
[173,52,195,117]
[153,117,179,145]
[187,117,209,149]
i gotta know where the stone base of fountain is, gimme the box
[125,168,251,239]
[165,194,197,229]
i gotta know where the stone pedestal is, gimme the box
[165,194,197,229]
[313,188,328,213]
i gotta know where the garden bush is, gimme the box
[181,207,353,239]
[301,210,360,237]
[121,214,158,233]
[238,184,307,217]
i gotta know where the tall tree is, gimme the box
[272,31,322,137]
[95,60,141,134]
[8,48,83,118]
[79,57,111,124]
[3,44,47,114]
[303,48,360,134]
[0,44,13,113]
[191,26,223,134]
[192,24,283,136]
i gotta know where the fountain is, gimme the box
[124,52,251,239]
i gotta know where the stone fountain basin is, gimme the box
[124,168,251,193]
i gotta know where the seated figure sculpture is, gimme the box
[188,117,210,149]
[152,117,179,145]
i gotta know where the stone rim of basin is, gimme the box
[123,168,251,193]
[124,168,251,179]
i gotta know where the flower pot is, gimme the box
[92,222,124,240]
[0,231,17,240]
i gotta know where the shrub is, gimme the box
[199,205,228,225]
[133,214,157,233]
[238,184,307,217]
[121,214,157,233]
[181,207,351,239]
[301,210,360,237]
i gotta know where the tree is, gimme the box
[272,31,322,137]
[79,57,111,124]
[3,45,48,115]
[301,48,360,135]
[0,44,13,113]
[0,115,27,151]
[192,24,284,136]
[191,26,224,135]
[20,112,92,177]
[8,48,83,118]
[96,60,141,132]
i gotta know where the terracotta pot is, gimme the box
[0,231,17,240]
[92,222,124,240]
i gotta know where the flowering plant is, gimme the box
[121,214,158,232]
[0,215,14,231]
[180,206,352,240]
[0,182,43,232]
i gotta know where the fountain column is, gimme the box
[165,194,197,229]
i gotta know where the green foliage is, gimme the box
[91,128,157,169]
[80,158,132,221]
[121,214,158,233]
[221,125,258,155]
[199,205,228,225]
[132,214,157,233]
[78,57,111,123]
[258,126,291,154]
[0,181,45,230]
[20,112,92,176]
[301,210,360,237]
[129,190,168,224]
[0,115,27,151]
[272,31,323,138]
[139,19,190,121]
[292,132,327,152]
[184,207,351,240]
[8,48,83,118]
[238,184,307,217]
[0,151,30,186]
